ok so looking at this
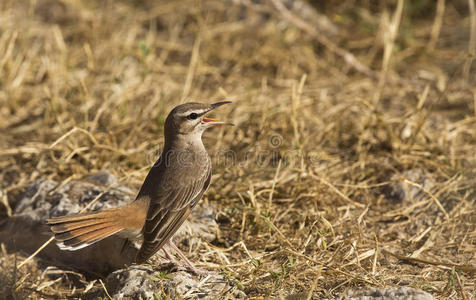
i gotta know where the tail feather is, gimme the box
[47,212,107,224]
[54,222,116,242]
[47,210,124,251]
[58,226,123,250]
[50,219,110,233]
[46,197,150,252]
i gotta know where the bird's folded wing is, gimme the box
[135,168,211,263]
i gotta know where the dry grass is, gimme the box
[0,0,475,299]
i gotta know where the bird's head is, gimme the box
[164,101,232,137]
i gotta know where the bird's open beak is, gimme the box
[202,101,234,125]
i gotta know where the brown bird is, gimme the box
[47,102,231,269]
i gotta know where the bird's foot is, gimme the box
[183,264,212,276]
[163,241,212,276]
[158,259,211,276]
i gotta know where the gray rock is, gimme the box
[337,286,434,300]
[85,171,121,186]
[103,265,160,300]
[95,265,247,300]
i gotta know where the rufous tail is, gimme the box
[47,209,126,250]
[47,197,149,251]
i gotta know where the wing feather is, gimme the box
[135,164,211,263]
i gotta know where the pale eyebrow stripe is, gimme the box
[176,109,208,118]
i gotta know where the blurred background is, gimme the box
[0,0,475,298]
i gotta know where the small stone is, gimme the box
[383,169,435,204]
[338,286,435,300]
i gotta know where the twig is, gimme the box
[0,189,13,217]
[181,35,201,102]
[255,212,296,251]
[18,237,55,269]
[268,159,282,210]
[0,31,18,71]
[306,267,321,300]
[80,183,117,213]
[309,172,365,208]
[463,0,476,83]
[284,248,377,285]
[183,275,211,297]
[403,179,450,220]
[427,0,446,52]
[372,0,404,104]
[455,270,469,300]
[372,235,379,275]
[382,249,476,274]
[99,279,113,300]
[0,144,49,156]
[49,127,98,149]
[268,0,377,79]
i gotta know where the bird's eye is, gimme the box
[188,113,198,120]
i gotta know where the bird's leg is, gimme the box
[166,240,208,275]
[167,241,195,269]
[162,247,177,263]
